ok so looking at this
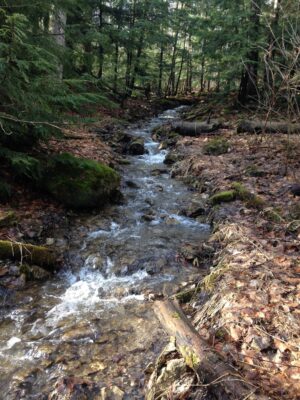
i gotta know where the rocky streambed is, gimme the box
[0,108,210,399]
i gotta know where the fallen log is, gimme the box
[172,120,221,136]
[237,120,300,134]
[0,240,58,270]
[154,299,258,400]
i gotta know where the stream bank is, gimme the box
[145,100,300,400]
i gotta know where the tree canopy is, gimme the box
[0,0,299,142]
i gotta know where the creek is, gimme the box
[0,108,210,399]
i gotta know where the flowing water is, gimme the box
[0,108,210,399]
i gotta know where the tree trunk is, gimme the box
[175,34,187,95]
[237,119,300,134]
[158,44,164,96]
[167,30,179,96]
[98,3,104,79]
[264,0,281,90]
[172,120,222,136]
[113,43,119,93]
[51,9,66,78]
[238,0,262,103]
[185,34,193,93]
[154,300,258,400]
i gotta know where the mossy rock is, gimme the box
[0,180,12,203]
[20,264,51,281]
[231,182,251,201]
[0,211,16,227]
[232,182,265,209]
[203,138,229,155]
[261,208,284,223]
[164,152,179,166]
[210,183,264,209]
[210,190,236,205]
[245,165,266,177]
[43,153,120,209]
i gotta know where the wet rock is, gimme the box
[20,264,51,281]
[151,168,168,176]
[142,214,156,222]
[128,137,145,155]
[179,243,214,267]
[0,210,16,228]
[181,199,207,218]
[125,180,139,189]
[81,360,107,375]
[50,376,100,399]
[122,256,167,276]
[164,152,179,165]
[145,198,155,206]
[61,325,96,342]
[165,217,180,225]
[100,386,124,400]
[46,237,55,246]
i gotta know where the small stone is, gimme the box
[46,238,55,246]
[142,214,156,222]
[250,335,271,351]
[111,386,124,400]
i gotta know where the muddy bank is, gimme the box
[146,102,300,399]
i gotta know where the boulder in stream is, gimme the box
[128,137,145,155]
[43,153,120,209]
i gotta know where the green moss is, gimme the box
[231,182,251,200]
[20,264,33,280]
[43,153,120,209]
[180,346,200,369]
[210,190,236,205]
[0,180,12,203]
[210,183,264,209]
[202,263,230,291]
[262,208,284,223]
[289,204,300,220]
[286,220,300,233]
[0,211,16,227]
[0,240,56,269]
[203,138,229,155]
[244,194,265,209]
[232,182,264,209]
[245,165,266,177]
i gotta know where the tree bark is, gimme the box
[172,120,221,136]
[237,120,300,134]
[238,0,262,103]
[154,300,257,400]
[98,1,104,79]
[158,44,164,96]
[51,9,66,78]
[175,34,187,95]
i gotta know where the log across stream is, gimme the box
[0,108,210,399]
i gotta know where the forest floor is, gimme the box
[1,94,299,399]
[147,95,300,400]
